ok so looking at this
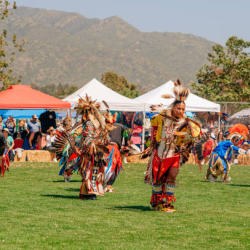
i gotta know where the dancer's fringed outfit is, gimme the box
[103,114,124,192]
[144,79,203,212]
[104,143,123,192]
[55,95,110,200]
[205,133,247,183]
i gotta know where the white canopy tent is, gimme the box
[135,80,220,112]
[63,78,143,111]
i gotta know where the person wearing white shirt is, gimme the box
[46,126,56,148]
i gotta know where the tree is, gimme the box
[0,1,26,90]
[101,72,139,98]
[192,36,250,114]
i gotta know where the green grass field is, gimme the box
[0,162,250,250]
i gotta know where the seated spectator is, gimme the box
[22,131,42,150]
[2,128,15,162]
[242,142,250,154]
[5,116,16,136]
[45,126,56,149]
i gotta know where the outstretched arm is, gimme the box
[232,145,248,155]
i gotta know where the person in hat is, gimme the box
[242,142,250,154]
[144,79,204,212]
[205,133,250,183]
[27,115,41,150]
[2,128,15,162]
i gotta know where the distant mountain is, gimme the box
[0,7,215,91]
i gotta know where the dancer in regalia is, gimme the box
[55,95,110,200]
[103,112,125,192]
[144,79,204,212]
[205,133,249,183]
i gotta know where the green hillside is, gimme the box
[0,7,215,90]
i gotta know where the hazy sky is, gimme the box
[11,0,250,44]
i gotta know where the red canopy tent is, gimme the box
[0,85,71,109]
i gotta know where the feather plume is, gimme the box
[102,100,109,110]
[172,79,190,102]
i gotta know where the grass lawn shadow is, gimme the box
[52,180,81,183]
[63,188,80,192]
[112,205,151,211]
[42,194,79,200]
[228,184,250,187]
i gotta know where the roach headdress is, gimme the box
[74,94,106,129]
[161,79,190,103]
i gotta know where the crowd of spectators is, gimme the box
[2,110,250,163]
[0,113,58,162]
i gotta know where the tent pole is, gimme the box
[69,108,72,130]
[142,104,146,152]
[218,116,220,131]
